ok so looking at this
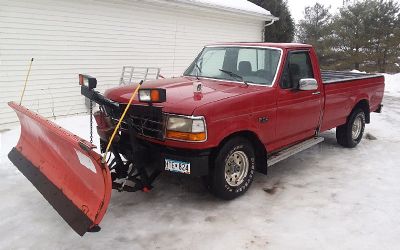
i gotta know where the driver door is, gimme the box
[275,50,323,148]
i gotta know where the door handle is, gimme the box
[312,91,321,95]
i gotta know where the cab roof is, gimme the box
[206,42,313,49]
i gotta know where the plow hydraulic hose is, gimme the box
[101,80,143,163]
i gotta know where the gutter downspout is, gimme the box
[262,17,279,42]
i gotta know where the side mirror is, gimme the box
[299,78,318,91]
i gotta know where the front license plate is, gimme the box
[165,159,191,174]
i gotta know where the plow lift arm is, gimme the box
[8,75,165,236]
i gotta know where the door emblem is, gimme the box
[258,117,269,123]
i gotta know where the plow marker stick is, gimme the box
[102,80,143,163]
[19,58,34,105]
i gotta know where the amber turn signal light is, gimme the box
[166,131,206,142]
[150,89,160,102]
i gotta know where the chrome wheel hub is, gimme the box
[224,151,249,187]
[352,115,363,140]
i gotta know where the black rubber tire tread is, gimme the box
[336,108,366,148]
[209,137,256,200]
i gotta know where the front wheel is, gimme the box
[209,137,255,200]
[336,108,366,148]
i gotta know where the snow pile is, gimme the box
[175,0,273,18]
[0,74,400,249]
[350,69,367,73]
[383,73,400,97]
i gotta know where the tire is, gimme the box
[336,108,366,148]
[209,137,256,200]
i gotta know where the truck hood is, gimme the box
[104,77,264,115]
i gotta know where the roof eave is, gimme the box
[163,0,278,21]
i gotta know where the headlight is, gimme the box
[138,88,166,103]
[139,89,151,102]
[166,115,206,142]
[78,74,97,90]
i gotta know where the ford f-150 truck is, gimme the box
[8,43,384,235]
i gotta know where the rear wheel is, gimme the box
[336,108,366,148]
[208,137,255,200]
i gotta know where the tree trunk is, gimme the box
[354,46,360,70]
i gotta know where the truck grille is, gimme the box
[118,104,165,140]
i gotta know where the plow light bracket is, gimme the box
[138,88,166,103]
[79,74,97,90]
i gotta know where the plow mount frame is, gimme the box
[83,84,163,193]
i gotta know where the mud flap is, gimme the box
[7,102,112,236]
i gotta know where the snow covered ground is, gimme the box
[0,74,399,249]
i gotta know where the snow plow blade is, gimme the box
[7,102,112,236]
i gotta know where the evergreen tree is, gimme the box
[332,0,399,72]
[364,0,400,72]
[332,1,371,70]
[250,0,295,42]
[296,0,399,72]
[297,3,334,68]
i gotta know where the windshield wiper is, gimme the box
[219,69,249,86]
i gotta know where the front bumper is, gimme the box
[133,138,211,177]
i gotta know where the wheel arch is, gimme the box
[353,99,370,123]
[211,130,267,175]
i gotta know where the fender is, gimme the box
[210,114,260,148]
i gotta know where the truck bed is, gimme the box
[320,70,385,132]
[321,70,382,84]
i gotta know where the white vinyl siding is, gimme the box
[0,0,264,129]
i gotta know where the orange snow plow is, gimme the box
[7,101,112,236]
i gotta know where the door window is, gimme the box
[281,51,314,89]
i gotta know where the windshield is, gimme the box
[184,46,282,86]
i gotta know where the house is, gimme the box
[0,0,276,129]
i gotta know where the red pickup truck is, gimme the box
[8,43,384,235]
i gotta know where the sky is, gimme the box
[286,0,344,22]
